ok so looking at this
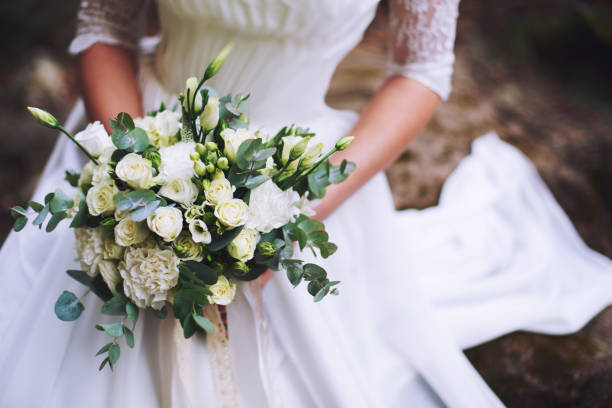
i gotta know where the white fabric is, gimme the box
[2,1,612,407]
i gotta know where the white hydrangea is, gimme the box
[74,227,105,277]
[119,246,180,310]
[246,180,300,233]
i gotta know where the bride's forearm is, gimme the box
[313,76,441,220]
[79,43,143,131]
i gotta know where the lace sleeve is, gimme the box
[68,0,150,55]
[388,0,460,100]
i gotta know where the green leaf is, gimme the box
[126,302,139,326]
[95,323,124,338]
[298,219,325,235]
[329,161,356,184]
[69,199,88,228]
[13,217,27,232]
[46,211,67,232]
[112,112,135,131]
[101,295,128,316]
[96,342,112,356]
[66,269,93,287]
[208,226,244,252]
[32,205,50,226]
[244,174,269,189]
[184,261,218,285]
[318,241,338,258]
[114,190,160,221]
[176,288,209,306]
[252,147,276,162]
[314,287,327,302]
[307,280,323,296]
[90,274,114,301]
[124,327,135,348]
[130,199,161,222]
[151,305,168,319]
[307,164,330,199]
[64,170,80,187]
[54,291,84,321]
[182,313,196,339]
[111,113,149,152]
[98,357,110,371]
[303,263,327,280]
[236,138,262,170]
[50,188,74,213]
[28,201,44,212]
[192,313,215,334]
[108,343,120,365]
[285,263,304,287]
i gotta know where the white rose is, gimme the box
[281,136,301,164]
[159,178,199,206]
[214,199,248,229]
[205,173,234,206]
[221,128,257,163]
[103,232,124,259]
[115,153,154,190]
[188,219,212,244]
[74,227,104,277]
[174,232,204,261]
[78,161,95,188]
[154,111,180,147]
[147,206,183,242]
[119,246,180,309]
[200,97,219,131]
[99,260,121,295]
[86,182,118,216]
[227,228,260,262]
[246,180,300,233]
[74,121,113,157]
[92,163,113,185]
[114,217,149,247]
[155,141,196,184]
[207,275,236,306]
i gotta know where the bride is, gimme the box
[2,0,612,406]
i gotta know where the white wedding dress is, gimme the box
[2,0,612,407]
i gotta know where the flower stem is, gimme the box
[57,125,99,165]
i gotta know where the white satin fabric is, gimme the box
[2,0,612,406]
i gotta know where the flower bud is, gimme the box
[143,149,162,170]
[290,137,310,161]
[182,76,202,113]
[206,141,218,151]
[257,241,278,257]
[194,160,207,176]
[231,261,250,277]
[335,136,354,151]
[206,152,218,165]
[205,42,234,80]
[27,107,59,128]
[195,143,207,156]
[206,163,216,174]
[190,151,201,161]
[298,142,323,171]
[200,97,220,131]
[202,179,211,191]
[100,217,118,230]
[217,157,229,170]
[277,159,300,183]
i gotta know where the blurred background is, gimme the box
[1,0,611,406]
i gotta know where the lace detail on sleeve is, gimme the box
[388,0,460,100]
[68,0,150,55]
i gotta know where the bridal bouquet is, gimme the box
[11,44,354,371]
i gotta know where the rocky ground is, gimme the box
[1,1,611,406]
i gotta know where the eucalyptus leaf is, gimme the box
[184,261,218,285]
[313,287,327,302]
[285,263,304,287]
[98,357,110,371]
[208,226,244,251]
[303,263,326,280]
[46,211,67,232]
[28,201,44,212]
[54,291,84,321]
[101,295,128,316]
[193,313,215,334]
[66,269,93,287]
[182,313,196,339]
[50,188,74,213]
[32,205,50,226]
[108,343,120,364]
[64,170,80,187]
[69,199,88,228]
[95,342,112,356]
[13,217,27,232]
[124,327,135,348]
[244,174,269,189]
[130,199,161,222]
[95,323,124,338]
[298,219,325,234]
[126,302,139,326]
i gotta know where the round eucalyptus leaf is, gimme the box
[54,291,84,321]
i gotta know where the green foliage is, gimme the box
[64,171,80,187]
[193,313,215,334]
[110,112,149,152]
[66,270,113,302]
[114,190,162,222]
[208,225,244,251]
[54,291,84,321]
[101,295,128,316]
[183,261,218,285]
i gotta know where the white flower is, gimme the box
[134,116,156,137]
[188,219,212,244]
[92,163,113,185]
[200,97,220,131]
[221,128,257,163]
[293,196,320,217]
[115,153,154,190]
[159,178,199,207]
[74,227,104,277]
[183,76,202,112]
[114,217,149,247]
[214,199,248,229]
[205,173,234,206]
[174,232,204,261]
[74,121,113,157]
[119,246,180,309]
[103,232,124,259]
[227,228,260,262]
[246,180,300,233]
[207,275,236,306]
[86,182,118,216]
[78,161,95,188]
[155,141,196,184]
[147,206,183,242]
[99,260,121,295]
[281,136,302,164]
[259,156,277,177]
[184,203,205,223]
[153,111,180,146]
